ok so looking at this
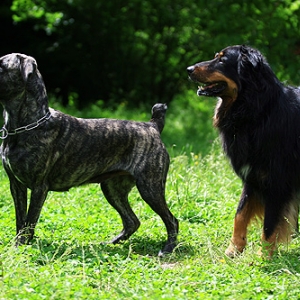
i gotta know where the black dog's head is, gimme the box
[187,45,274,102]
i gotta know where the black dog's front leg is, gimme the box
[225,184,264,257]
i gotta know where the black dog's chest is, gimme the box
[221,131,256,182]
[221,129,287,187]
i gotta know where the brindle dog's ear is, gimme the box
[20,56,37,82]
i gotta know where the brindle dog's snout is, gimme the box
[0,53,179,256]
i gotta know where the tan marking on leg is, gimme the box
[226,194,264,258]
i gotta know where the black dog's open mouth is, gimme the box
[197,82,227,96]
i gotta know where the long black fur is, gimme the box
[187,45,300,256]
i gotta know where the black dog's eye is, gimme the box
[215,51,226,64]
[218,56,226,64]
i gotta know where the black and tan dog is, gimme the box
[0,53,178,255]
[187,45,300,257]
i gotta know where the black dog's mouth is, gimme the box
[197,81,227,96]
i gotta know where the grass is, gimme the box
[0,92,300,299]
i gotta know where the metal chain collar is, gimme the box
[0,111,52,140]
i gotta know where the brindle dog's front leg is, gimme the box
[8,175,28,244]
[10,177,48,246]
[15,183,49,245]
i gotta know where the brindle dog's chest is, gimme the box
[1,140,49,188]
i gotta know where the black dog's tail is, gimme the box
[150,103,168,134]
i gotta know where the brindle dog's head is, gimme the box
[0,53,48,118]
[0,54,38,103]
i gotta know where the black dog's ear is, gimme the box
[19,55,37,82]
[238,45,277,93]
[239,45,264,69]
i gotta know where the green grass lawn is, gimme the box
[0,93,299,299]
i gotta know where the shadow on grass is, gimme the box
[30,235,197,265]
[259,248,300,274]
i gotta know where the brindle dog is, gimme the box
[0,53,178,255]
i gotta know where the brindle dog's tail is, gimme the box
[150,103,168,134]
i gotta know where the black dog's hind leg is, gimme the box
[135,175,179,256]
[101,175,140,244]
[262,192,299,257]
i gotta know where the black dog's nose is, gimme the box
[187,65,195,74]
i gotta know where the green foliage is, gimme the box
[11,0,63,32]
[5,0,300,108]
[10,0,201,107]
[0,93,300,298]
[196,0,300,83]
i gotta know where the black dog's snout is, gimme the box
[187,65,195,75]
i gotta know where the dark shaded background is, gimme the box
[1,0,300,108]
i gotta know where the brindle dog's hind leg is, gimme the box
[135,175,179,256]
[101,175,140,244]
